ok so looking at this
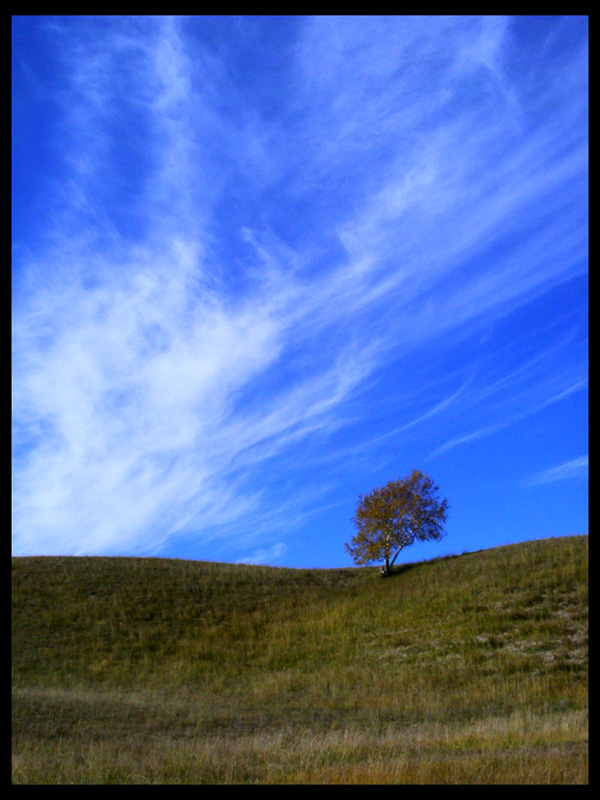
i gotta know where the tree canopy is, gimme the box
[345,470,449,576]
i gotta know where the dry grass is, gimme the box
[12,535,588,783]
[11,704,587,784]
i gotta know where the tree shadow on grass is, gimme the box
[385,553,460,579]
[385,563,418,579]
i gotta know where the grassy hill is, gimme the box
[12,535,588,784]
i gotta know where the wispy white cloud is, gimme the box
[235,542,287,566]
[524,456,588,487]
[429,371,587,461]
[12,233,375,555]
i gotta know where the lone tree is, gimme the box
[345,470,449,577]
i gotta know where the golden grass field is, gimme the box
[12,535,588,783]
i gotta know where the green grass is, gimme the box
[12,535,588,783]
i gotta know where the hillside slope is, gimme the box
[12,535,588,783]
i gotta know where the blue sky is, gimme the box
[12,16,588,568]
